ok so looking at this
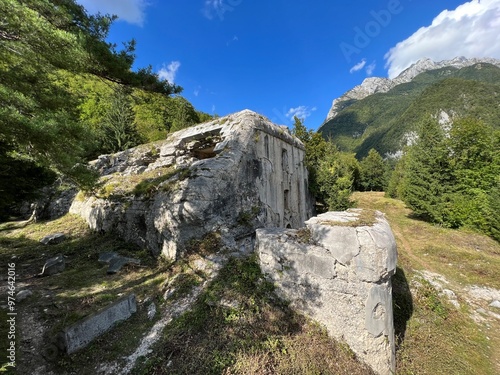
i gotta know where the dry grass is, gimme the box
[320,208,378,228]
[131,257,375,375]
[353,191,500,375]
[0,214,180,374]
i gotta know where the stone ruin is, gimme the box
[68,110,397,374]
[70,109,314,259]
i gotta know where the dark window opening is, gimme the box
[282,149,288,172]
[265,135,270,158]
[284,189,290,210]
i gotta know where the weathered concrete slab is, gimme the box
[59,294,137,354]
[256,209,397,375]
[70,110,314,260]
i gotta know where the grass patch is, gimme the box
[354,191,500,375]
[0,214,174,374]
[131,256,375,375]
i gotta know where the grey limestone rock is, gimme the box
[41,254,65,276]
[16,289,33,302]
[40,233,66,245]
[98,252,141,274]
[256,209,397,375]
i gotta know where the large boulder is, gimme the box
[256,209,397,375]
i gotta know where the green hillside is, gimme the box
[319,63,500,158]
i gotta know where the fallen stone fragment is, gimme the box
[147,302,156,320]
[57,294,137,354]
[40,233,66,245]
[98,252,141,274]
[16,289,33,302]
[41,254,65,276]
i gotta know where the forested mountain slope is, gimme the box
[319,62,500,158]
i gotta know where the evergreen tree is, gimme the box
[100,87,142,153]
[359,148,387,191]
[400,117,452,223]
[316,143,359,211]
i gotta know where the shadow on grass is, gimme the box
[392,266,413,350]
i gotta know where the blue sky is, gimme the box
[76,0,500,130]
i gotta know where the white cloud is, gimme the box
[286,106,317,121]
[158,61,181,84]
[76,0,148,26]
[385,0,500,78]
[365,61,376,76]
[350,59,367,73]
[203,0,241,20]
[203,0,224,20]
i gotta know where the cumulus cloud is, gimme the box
[158,61,181,84]
[385,0,500,78]
[76,0,148,26]
[350,59,367,73]
[286,106,317,121]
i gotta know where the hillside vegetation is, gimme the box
[0,0,210,220]
[319,64,500,158]
[1,193,499,374]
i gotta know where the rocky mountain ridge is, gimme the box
[325,57,500,122]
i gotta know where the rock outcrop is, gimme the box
[324,56,500,122]
[70,110,314,259]
[256,209,397,375]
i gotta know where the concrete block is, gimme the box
[59,294,137,354]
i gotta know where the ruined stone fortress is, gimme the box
[70,110,397,375]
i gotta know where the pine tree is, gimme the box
[400,117,452,223]
[359,148,387,191]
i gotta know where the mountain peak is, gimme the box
[324,57,500,123]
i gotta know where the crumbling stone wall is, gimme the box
[256,210,397,375]
[70,110,313,259]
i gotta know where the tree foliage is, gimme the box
[292,117,359,211]
[391,116,500,241]
[358,148,387,191]
[0,0,187,216]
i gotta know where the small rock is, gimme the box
[147,303,156,320]
[16,289,33,302]
[40,233,66,245]
[163,288,175,301]
[220,298,240,310]
[41,254,65,276]
[98,252,140,274]
[489,300,500,309]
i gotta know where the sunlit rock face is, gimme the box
[70,110,314,259]
[256,209,397,375]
